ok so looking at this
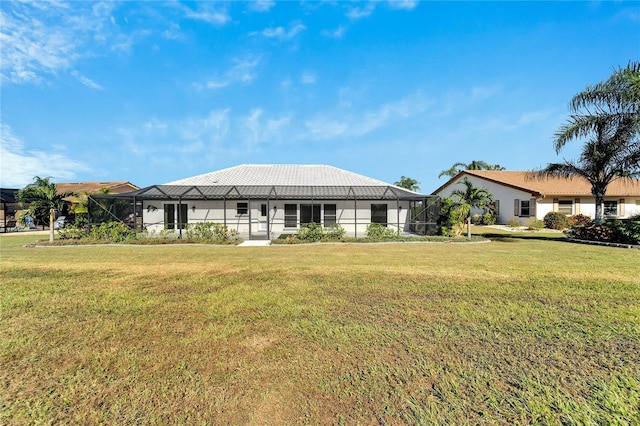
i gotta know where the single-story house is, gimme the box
[432,170,640,225]
[99,164,438,239]
[57,181,140,203]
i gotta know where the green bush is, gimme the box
[366,223,397,240]
[58,225,88,240]
[186,222,238,242]
[89,221,136,243]
[481,211,497,225]
[323,223,346,240]
[544,212,568,230]
[526,219,545,231]
[298,222,324,242]
[507,219,521,228]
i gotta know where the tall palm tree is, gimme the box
[536,62,640,224]
[450,177,493,238]
[394,176,420,191]
[438,160,505,178]
[17,176,77,227]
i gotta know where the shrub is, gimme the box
[186,222,238,242]
[567,214,592,228]
[439,198,466,237]
[507,219,521,228]
[471,214,483,225]
[366,223,397,240]
[89,221,136,243]
[526,219,545,231]
[544,212,568,230]
[481,211,497,225]
[565,219,639,244]
[58,225,88,240]
[323,224,346,241]
[298,222,324,242]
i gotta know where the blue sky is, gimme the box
[1,1,638,193]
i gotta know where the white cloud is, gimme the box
[241,109,291,146]
[346,2,377,20]
[301,71,316,84]
[387,0,418,11]
[305,92,432,140]
[248,0,275,13]
[195,56,260,91]
[0,124,89,188]
[0,1,125,86]
[181,3,230,25]
[470,84,502,102]
[71,70,104,90]
[256,21,306,40]
[321,26,347,39]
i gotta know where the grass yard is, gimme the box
[1,234,639,424]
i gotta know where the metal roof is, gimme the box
[112,184,426,201]
[0,188,19,204]
[105,165,428,201]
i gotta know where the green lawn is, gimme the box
[1,234,639,424]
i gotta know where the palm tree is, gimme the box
[536,62,640,224]
[438,160,505,178]
[16,176,77,228]
[535,123,639,224]
[394,176,420,191]
[555,61,639,156]
[450,177,493,238]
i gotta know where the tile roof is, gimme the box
[56,181,139,195]
[56,181,140,202]
[434,171,640,197]
[164,164,396,187]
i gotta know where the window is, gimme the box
[300,204,321,225]
[558,200,573,215]
[371,204,388,226]
[261,204,267,217]
[164,204,175,230]
[324,204,337,226]
[604,201,618,217]
[520,200,530,217]
[236,202,248,215]
[284,204,297,228]
[164,204,188,230]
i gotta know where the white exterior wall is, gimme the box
[435,176,535,225]
[435,176,640,225]
[142,199,413,238]
[537,196,640,220]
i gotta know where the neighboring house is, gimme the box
[102,164,436,239]
[0,188,21,232]
[432,171,640,225]
[56,181,140,202]
[56,181,139,212]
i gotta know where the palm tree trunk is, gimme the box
[593,186,606,225]
[594,194,604,225]
[467,214,471,238]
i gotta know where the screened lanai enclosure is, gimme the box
[90,184,440,239]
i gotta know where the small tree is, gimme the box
[394,176,420,191]
[450,177,494,238]
[16,176,77,227]
[438,160,505,178]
